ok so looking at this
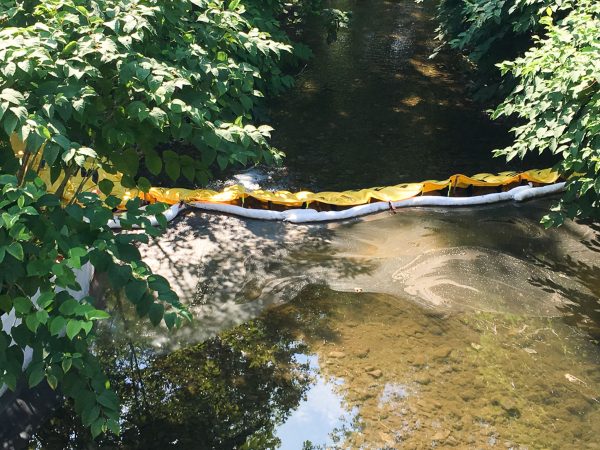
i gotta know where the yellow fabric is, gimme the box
[45,166,562,208]
[141,168,559,207]
[11,134,560,208]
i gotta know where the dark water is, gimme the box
[267,0,552,191]
[27,201,600,450]
[25,1,599,449]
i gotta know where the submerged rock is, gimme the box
[367,369,383,379]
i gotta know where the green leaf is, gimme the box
[46,374,58,390]
[36,310,49,324]
[3,373,17,391]
[66,320,83,340]
[49,316,66,336]
[165,158,180,181]
[137,176,151,193]
[36,291,54,309]
[0,88,25,105]
[0,174,17,185]
[125,279,146,303]
[97,390,119,410]
[98,179,114,196]
[61,41,78,56]
[2,110,18,135]
[82,405,100,427]
[201,145,217,166]
[145,150,162,175]
[81,321,93,335]
[85,309,110,320]
[106,418,121,435]
[116,241,140,262]
[164,312,177,330]
[182,164,195,182]
[6,242,24,261]
[52,135,71,150]
[43,143,61,166]
[148,303,164,326]
[107,264,131,289]
[13,297,32,314]
[25,314,40,333]
[68,246,87,268]
[28,258,50,276]
[91,418,104,438]
[148,108,167,128]
[28,365,45,388]
[120,148,139,175]
[62,357,72,374]
[0,102,8,121]
[105,195,121,209]
[59,299,80,315]
[217,154,228,170]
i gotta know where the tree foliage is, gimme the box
[0,0,324,438]
[493,1,600,225]
[434,0,599,224]
[433,0,577,82]
[0,167,188,438]
[0,0,301,189]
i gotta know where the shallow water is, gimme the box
[28,201,600,449]
[25,0,599,448]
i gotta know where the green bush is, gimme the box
[493,1,600,225]
[0,0,317,438]
[0,165,188,437]
[0,0,303,190]
[433,0,577,98]
[434,0,599,224]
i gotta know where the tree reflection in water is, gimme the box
[29,318,313,450]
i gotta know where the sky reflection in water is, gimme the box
[276,354,358,450]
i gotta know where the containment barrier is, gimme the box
[11,135,563,225]
[139,168,560,208]
[104,180,565,227]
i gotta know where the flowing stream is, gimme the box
[27,1,599,449]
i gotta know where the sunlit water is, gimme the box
[26,0,599,448]
[29,201,600,449]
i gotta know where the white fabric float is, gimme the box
[107,183,564,227]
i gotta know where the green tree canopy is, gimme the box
[0,0,324,438]
[434,0,599,224]
[493,1,600,225]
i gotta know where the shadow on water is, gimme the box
[20,0,600,447]
[135,211,376,345]
[266,0,555,191]
[526,223,600,341]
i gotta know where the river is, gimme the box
[26,1,599,449]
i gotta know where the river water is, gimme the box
[27,1,599,449]
[263,0,552,190]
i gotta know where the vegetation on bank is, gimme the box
[0,0,336,437]
[435,0,600,225]
[0,0,597,440]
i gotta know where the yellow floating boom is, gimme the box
[12,134,560,210]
